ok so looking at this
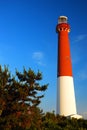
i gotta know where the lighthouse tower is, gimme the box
[56,16,82,119]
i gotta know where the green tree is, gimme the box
[41,112,87,130]
[0,65,48,129]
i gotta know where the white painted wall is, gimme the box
[57,76,77,116]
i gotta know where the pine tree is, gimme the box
[0,65,48,129]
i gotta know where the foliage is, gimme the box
[0,65,48,129]
[41,112,87,130]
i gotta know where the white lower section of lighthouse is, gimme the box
[57,76,77,116]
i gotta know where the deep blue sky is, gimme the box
[0,0,87,118]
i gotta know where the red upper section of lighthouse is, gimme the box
[56,21,73,77]
[56,23,70,32]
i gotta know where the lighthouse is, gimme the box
[56,16,82,119]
